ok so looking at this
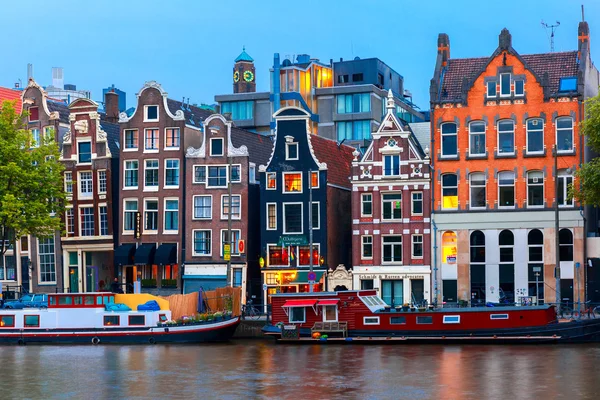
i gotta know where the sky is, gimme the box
[0,0,598,111]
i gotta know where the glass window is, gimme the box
[382,193,402,220]
[497,120,514,154]
[500,73,511,96]
[145,105,158,121]
[336,120,371,141]
[286,143,298,160]
[165,159,180,187]
[208,166,227,187]
[528,229,544,262]
[391,316,406,324]
[125,129,138,149]
[80,207,95,236]
[499,230,514,262]
[442,174,458,209]
[38,237,56,283]
[24,315,40,327]
[382,236,402,263]
[527,171,544,207]
[312,202,320,229]
[515,80,524,96]
[144,200,158,231]
[289,307,305,323]
[124,161,138,187]
[129,315,145,326]
[99,206,108,236]
[556,117,573,152]
[469,173,486,209]
[165,128,180,148]
[220,101,254,120]
[267,203,276,230]
[416,316,433,324]
[487,81,497,97]
[361,194,372,216]
[383,155,400,176]
[559,229,573,261]
[362,236,373,259]
[441,123,457,157]
[145,160,159,187]
[124,200,138,231]
[283,203,302,233]
[498,171,515,207]
[283,173,302,193]
[221,230,241,255]
[412,235,423,258]
[79,171,93,196]
[64,172,73,194]
[267,172,276,189]
[221,195,241,219]
[29,106,39,121]
[311,172,318,188]
[194,166,206,184]
[526,119,544,153]
[412,192,423,215]
[194,230,212,255]
[145,129,159,150]
[211,138,224,156]
[30,129,40,148]
[78,142,92,163]
[559,77,577,92]
[470,231,485,263]
[103,315,120,326]
[469,122,486,155]
[557,171,574,206]
[324,305,337,322]
[98,170,107,194]
[0,315,15,327]
[66,208,75,234]
[336,93,371,114]
[194,196,212,219]
[164,199,179,231]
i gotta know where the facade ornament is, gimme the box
[49,111,59,121]
[386,89,395,113]
[186,145,205,158]
[74,120,89,134]
[327,265,353,291]
[118,112,129,123]
[352,149,360,161]
[63,130,71,144]
[360,165,373,179]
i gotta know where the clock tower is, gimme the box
[233,46,256,94]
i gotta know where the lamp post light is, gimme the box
[533,267,541,306]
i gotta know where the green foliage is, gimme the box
[141,279,157,288]
[573,92,600,206]
[162,279,177,287]
[0,100,66,256]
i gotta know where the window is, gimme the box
[231,165,241,183]
[528,229,544,304]
[361,279,374,290]
[412,235,423,258]
[221,230,241,256]
[0,315,15,328]
[164,199,179,231]
[29,106,39,122]
[559,77,577,92]
[165,128,180,148]
[99,206,108,236]
[528,229,544,262]
[416,316,433,324]
[267,172,276,189]
[286,142,298,160]
[383,155,400,176]
[556,117,573,152]
[165,159,180,187]
[193,196,212,219]
[382,236,402,263]
[298,245,319,266]
[129,315,145,326]
[283,203,302,233]
[145,128,159,150]
[79,171,93,197]
[361,194,373,217]
[515,80,524,96]
[144,200,158,231]
[486,81,497,97]
[469,122,486,156]
[390,316,407,324]
[97,170,107,194]
[283,173,302,193]
[336,120,370,141]
[362,236,373,259]
[289,307,306,323]
[79,207,94,236]
[497,120,514,154]
[145,105,158,121]
[124,129,138,149]
[24,315,40,327]
[498,171,515,207]
[443,315,460,324]
[21,236,29,253]
[220,101,253,120]
[363,317,380,325]
[210,138,224,156]
[311,202,320,229]
[66,208,75,234]
[124,161,138,188]
[221,195,241,219]
[193,230,212,256]
[500,73,511,96]
[249,164,256,184]
[336,93,371,114]
[124,200,138,231]
[557,171,574,206]
[208,166,227,187]
[499,230,514,263]
[267,203,277,230]
[526,119,544,153]
[323,305,337,322]
[194,165,206,184]
[144,160,159,188]
[490,314,509,320]
[38,237,56,283]
[352,73,364,82]
[470,231,485,263]
[338,75,349,84]
[527,171,544,207]
[469,173,486,209]
[441,123,457,157]
[311,171,318,188]
[411,192,423,215]
[441,174,458,209]
[268,246,287,266]
[64,172,73,194]
[382,193,402,220]
[30,128,40,148]
[78,142,92,163]
[104,315,120,326]
[559,229,574,261]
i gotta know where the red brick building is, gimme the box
[351,91,432,306]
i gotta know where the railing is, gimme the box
[241,302,271,323]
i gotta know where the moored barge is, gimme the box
[262,290,600,344]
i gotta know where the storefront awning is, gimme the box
[114,244,136,266]
[154,244,177,266]
[317,299,339,306]
[290,271,325,284]
[282,299,318,308]
[134,244,156,265]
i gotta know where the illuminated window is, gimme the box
[268,245,287,266]
[283,173,302,193]
[442,231,457,264]
[267,172,276,190]
[104,315,120,326]
[298,246,319,266]
[441,174,458,209]
[441,123,457,157]
[165,128,180,148]
[145,129,159,150]
[311,172,318,188]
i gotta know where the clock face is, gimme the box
[243,70,254,82]
[233,71,240,83]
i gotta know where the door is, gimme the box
[470,265,486,306]
[20,257,30,293]
[560,279,574,303]
[125,267,134,293]
[411,279,425,305]
[69,267,78,293]
[443,280,457,303]
[382,280,403,307]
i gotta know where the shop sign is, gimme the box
[278,235,308,246]
[357,274,425,280]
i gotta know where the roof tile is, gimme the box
[0,87,23,113]
[309,135,355,189]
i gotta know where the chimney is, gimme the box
[437,33,450,66]
[27,63,33,81]
[578,21,590,56]
[104,90,119,123]
[499,28,512,50]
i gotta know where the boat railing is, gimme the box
[547,301,600,320]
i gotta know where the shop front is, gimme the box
[62,242,114,293]
[261,268,327,306]
[352,268,431,306]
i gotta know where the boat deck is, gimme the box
[277,335,563,343]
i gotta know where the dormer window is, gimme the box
[286,142,298,160]
[29,106,39,122]
[145,105,159,122]
[486,81,497,97]
[559,77,577,92]
[78,142,92,163]
[210,138,224,156]
[500,73,511,96]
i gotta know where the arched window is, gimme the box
[470,231,485,263]
[441,174,458,210]
[528,229,544,304]
[469,172,486,209]
[499,230,514,262]
[526,118,544,154]
[559,228,573,261]
[556,117,573,152]
[527,171,544,207]
[442,231,457,264]
[470,230,486,305]
[498,171,515,208]
[499,230,515,303]
[469,121,486,156]
[441,122,457,157]
[528,229,544,261]
[497,120,515,155]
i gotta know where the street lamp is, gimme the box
[533,266,541,305]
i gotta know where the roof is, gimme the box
[47,100,70,124]
[231,127,273,165]
[310,135,355,189]
[0,87,23,113]
[166,98,214,128]
[408,122,431,152]
[100,119,121,155]
[235,47,254,63]
[439,51,579,102]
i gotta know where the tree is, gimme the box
[573,92,600,206]
[0,100,66,261]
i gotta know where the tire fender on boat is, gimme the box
[164,327,169,333]
[92,337,100,345]
[17,338,24,346]
[149,337,156,345]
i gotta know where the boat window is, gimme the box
[443,315,461,324]
[104,315,120,326]
[490,314,509,320]
[58,296,72,305]
[84,296,95,305]
[0,315,15,327]
[129,315,145,326]
[74,296,83,305]
[103,296,114,305]
[159,314,167,322]
[49,296,56,306]
[416,316,433,324]
[390,316,406,325]
[363,317,380,325]
[289,307,306,323]
[24,315,40,327]
[110,296,115,303]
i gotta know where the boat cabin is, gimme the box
[48,293,116,308]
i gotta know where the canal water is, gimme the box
[1,341,599,399]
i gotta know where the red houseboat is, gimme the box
[262,290,600,344]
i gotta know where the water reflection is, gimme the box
[0,343,599,399]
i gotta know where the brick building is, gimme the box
[183,113,272,299]
[351,90,432,306]
[429,24,598,305]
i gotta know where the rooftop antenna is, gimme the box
[541,20,560,52]
[582,4,585,21]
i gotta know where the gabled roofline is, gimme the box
[119,81,185,123]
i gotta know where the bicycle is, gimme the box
[556,302,574,319]
[242,299,262,320]
[572,301,600,319]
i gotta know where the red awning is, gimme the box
[282,299,318,308]
[317,299,339,306]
